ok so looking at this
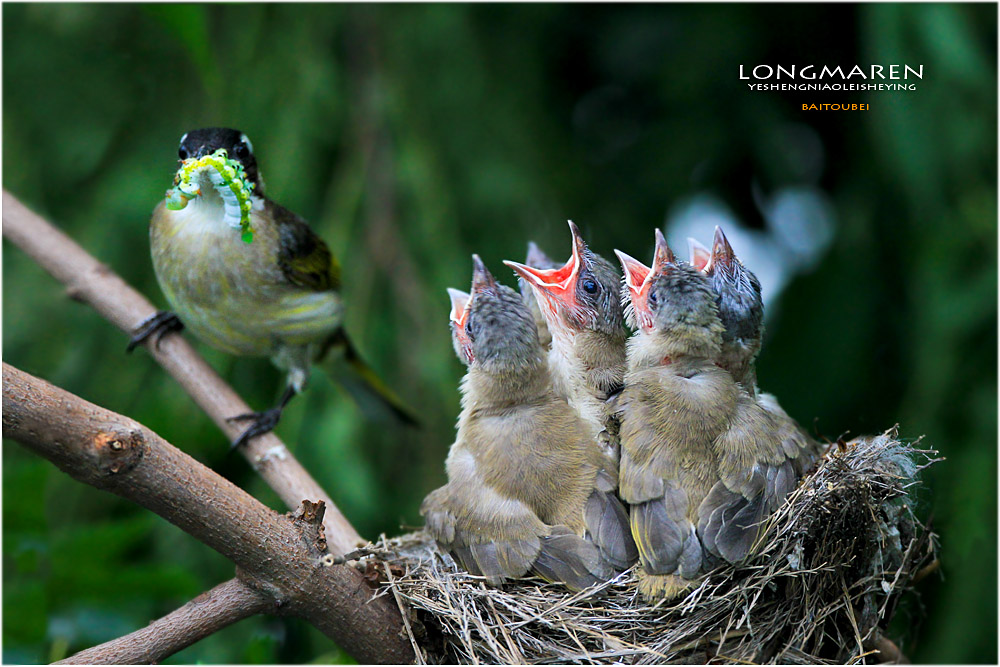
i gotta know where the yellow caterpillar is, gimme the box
[165,148,256,243]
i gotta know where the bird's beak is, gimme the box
[688,237,711,272]
[652,228,676,275]
[503,220,585,320]
[471,254,498,296]
[708,226,735,276]
[447,287,473,364]
[525,240,556,268]
[447,288,470,325]
[614,249,654,331]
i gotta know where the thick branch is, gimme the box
[55,578,271,665]
[3,364,414,664]
[1,190,361,556]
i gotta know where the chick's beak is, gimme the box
[525,240,555,268]
[652,228,676,274]
[688,237,711,272]
[447,288,470,324]
[447,287,473,364]
[471,254,498,296]
[503,220,585,319]
[614,249,655,331]
[708,226,736,275]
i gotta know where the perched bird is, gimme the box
[422,256,636,590]
[504,221,627,461]
[518,241,562,349]
[701,226,821,474]
[615,230,799,600]
[131,127,416,447]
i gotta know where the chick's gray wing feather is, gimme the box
[584,488,638,571]
[630,484,695,576]
[531,526,607,591]
[420,455,547,582]
[698,396,802,563]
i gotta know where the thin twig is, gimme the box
[55,578,271,665]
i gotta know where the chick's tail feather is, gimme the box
[318,329,420,427]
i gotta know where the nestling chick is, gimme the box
[702,226,822,474]
[615,230,798,601]
[422,256,636,590]
[504,221,627,461]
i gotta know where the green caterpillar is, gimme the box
[165,148,256,243]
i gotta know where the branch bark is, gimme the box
[1,189,361,557]
[3,363,415,664]
[55,578,272,665]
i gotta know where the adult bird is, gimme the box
[422,256,636,590]
[131,127,416,447]
[615,230,799,600]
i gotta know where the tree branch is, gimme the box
[1,189,362,557]
[3,363,415,664]
[55,578,272,665]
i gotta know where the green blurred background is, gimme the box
[3,3,996,663]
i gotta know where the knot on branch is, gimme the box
[92,430,145,475]
[290,499,328,557]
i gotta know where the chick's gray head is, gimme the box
[467,255,542,374]
[706,226,763,349]
[505,221,624,338]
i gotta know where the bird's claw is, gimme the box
[227,408,283,449]
[127,311,184,353]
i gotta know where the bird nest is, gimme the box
[350,428,939,664]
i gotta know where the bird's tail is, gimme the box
[318,329,420,427]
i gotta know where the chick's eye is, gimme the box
[178,147,189,160]
[465,319,475,342]
[582,279,598,294]
[647,291,659,308]
[234,142,251,160]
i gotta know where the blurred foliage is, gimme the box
[3,3,995,664]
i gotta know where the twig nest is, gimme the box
[358,429,938,665]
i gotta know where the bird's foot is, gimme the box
[226,407,284,449]
[127,311,183,352]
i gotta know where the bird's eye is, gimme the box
[465,319,475,342]
[178,147,189,160]
[234,142,251,160]
[647,291,659,308]
[582,279,598,294]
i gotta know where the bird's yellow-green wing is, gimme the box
[272,202,341,292]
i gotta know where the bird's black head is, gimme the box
[177,128,262,191]
[705,227,763,348]
[466,255,542,374]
